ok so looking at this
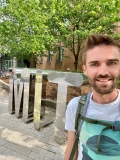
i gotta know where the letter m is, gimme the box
[8,68,31,122]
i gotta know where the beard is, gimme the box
[88,75,119,94]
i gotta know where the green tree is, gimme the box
[47,0,120,70]
[0,0,120,69]
[0,0,56,67]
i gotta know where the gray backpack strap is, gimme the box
[69,92,91,160]
[82,92,91,115]
[76,92,91,137]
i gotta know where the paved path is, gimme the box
[0,87,67,160]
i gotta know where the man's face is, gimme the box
[82,45,120,94]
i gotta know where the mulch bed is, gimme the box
[0,76,9,84]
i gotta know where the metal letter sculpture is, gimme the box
[9,68,31,122]
[48,71,83,144]
[8,68,84,143]
[33,69,42,129]
[8,68,16,114]
[9,68,42,126]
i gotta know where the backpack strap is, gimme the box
[80,115,120,152]
[76,92,91,136]
[69,92,91,160]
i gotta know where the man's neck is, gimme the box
[92,89,118,104]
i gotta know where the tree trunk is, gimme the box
[30,54,36,68]
[74,59,78,71]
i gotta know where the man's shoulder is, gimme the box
[69,96,81,105]
[65,96,81,131]
[67,96,81,112]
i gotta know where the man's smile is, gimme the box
[96,78,112,82]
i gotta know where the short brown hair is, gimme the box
[82,34,120,64]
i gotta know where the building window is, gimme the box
[48,51,53,62]
[40,55,44,63]
[0,0,6,3]
[58,46,64,61]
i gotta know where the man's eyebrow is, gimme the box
[88,59,119,64]
[107,59,119,62]
[88,61,99,64]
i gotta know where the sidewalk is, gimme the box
[0,86,67,160]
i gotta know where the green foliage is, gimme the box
[80,73,88,81]
[118,79,120,86]
[0,0,120,68]
[72,70,88,81]
[0,0,56,61]
[47,0,120,70]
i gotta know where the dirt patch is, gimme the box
[0,77,9,84]
[46,82,92,104]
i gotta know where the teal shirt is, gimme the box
[80,120,120,160]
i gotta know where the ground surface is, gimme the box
[0,86,66,160]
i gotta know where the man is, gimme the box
[64,34,120,160]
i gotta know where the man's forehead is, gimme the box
[86,45,120,63]
[86,45,120,57]
[87,44,120,52]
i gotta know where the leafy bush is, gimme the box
[118,80,120,86]
[80,73,88,81]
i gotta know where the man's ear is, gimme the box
[82,65,87,76]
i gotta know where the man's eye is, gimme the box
[108,62,116,65]
[91,63,98,66]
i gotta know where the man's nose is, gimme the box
[98,64,109,76]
